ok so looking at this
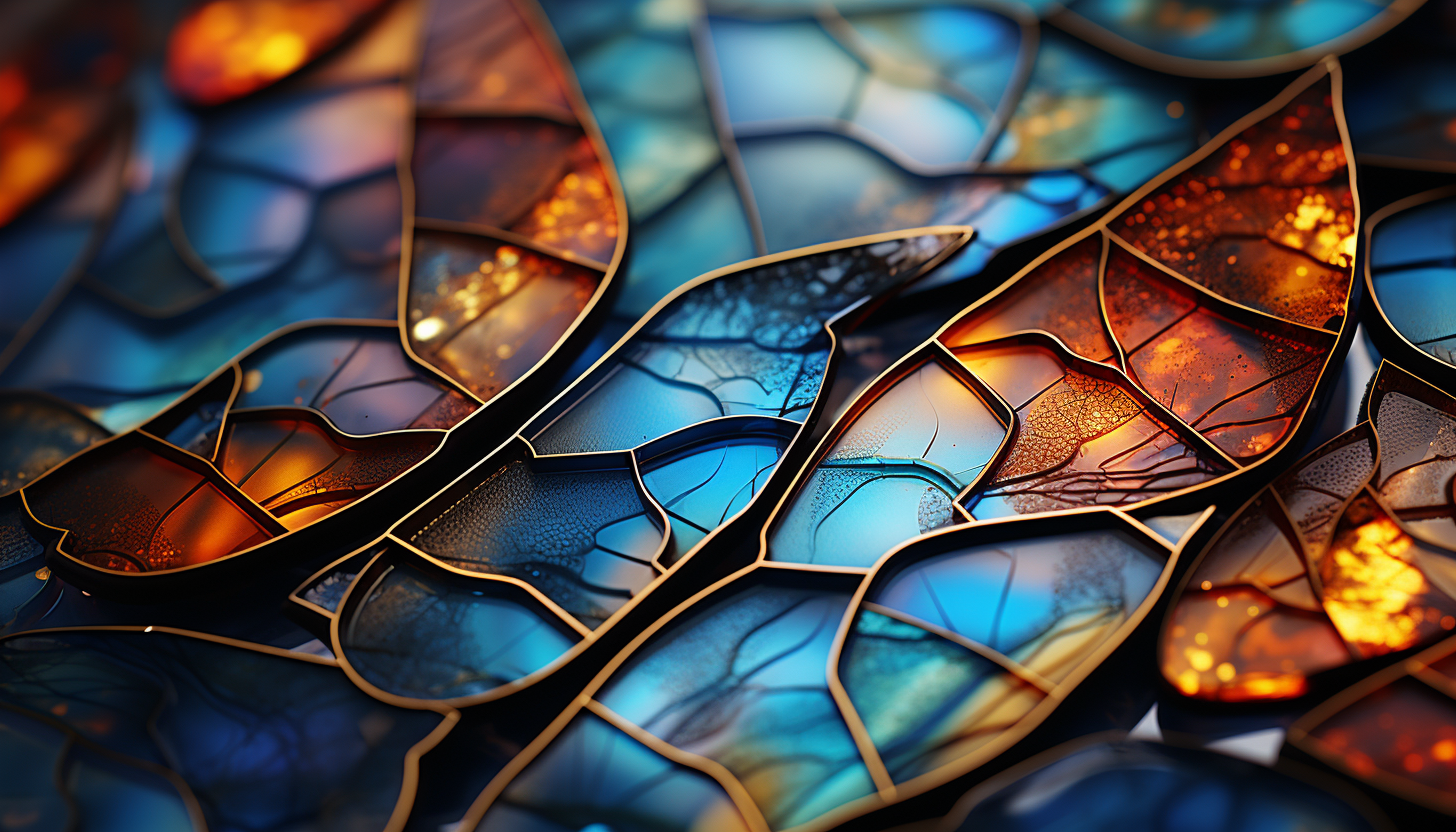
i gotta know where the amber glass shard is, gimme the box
[1110,79,1353,329]
[1300,674,1456,807]
[1105,247,1332,461]
[0,1,131,228]
[216,412,438,529]
[407,229,601,401]
[940,235,1115,364]
[951,340,1224,517]
[166,0,389,106]
[1370,367,1456,548]
[506,137,619,263]
[1319,491,1456,659]
[24,439,279,572]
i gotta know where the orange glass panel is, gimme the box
[1111,79,1353,328]
[508,137,620,263]
[408,230,601,401]
[218,414,438,529]
[953,341,1223,517]
[166,0,389,106]
[1186,493,1312,605]
[939,235,1115,363]
[24,442,276,572]
[1163,585,1347,701]
[1319,492,1456,658]
[1303,676,1456,798]
[1105,247,1332,460]
[0,3,131,227]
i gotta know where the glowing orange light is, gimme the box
[166,0,388,105]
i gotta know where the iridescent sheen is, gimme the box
[1369,193,1456,370]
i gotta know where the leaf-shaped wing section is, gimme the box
[1162,361,1456,702]
[1288,633,1456,821]
[466,510,1189,832]
[0,627,452,831]
[1049,0,1422,77]
[322,229,969,704]
[941,738,1387,831]
[166,0,391,105]
[404,0,626,400]
[764,60,1353,573]
[19,322,475,579]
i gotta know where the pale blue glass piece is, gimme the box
[598,583,876,829]
[949,740,1384,831]
[531,362,738,453]
[177,165,313,288]
[869,531,1162,668]
[641,431,789,562]
[0,629,446,832]
[841,610,1043,782]
[478,713,753,832]
[849,5,1021,111]
[770,360,1007,566]
[1369,197,1456,366]
[708,17,864,125]
[618,165,758,318]
[407,459,663,626]
[342,561,580,699]
[851,78,984,166]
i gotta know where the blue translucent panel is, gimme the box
[67,744,196,832]
[0,127,127,352]
[91,72,198,272]
[531,233,960,454]
[598,583,876,829]
[850,78,984,166]
[341,558,580,699]
[770,360,1007,566]
[479,713,753,832]
[0,708,73,831]
[236,325,476,434]
[1368,197,1456,268]
[199,85,406,189]
[707,18,863,125]
[619,165,758,317]
[847,6,1021,112]
[1347,50,1456,170]
[0,394,109,495]
[988,32,1192,185]
[737,134,1106,281]
[407,458,663,627]
[870,530,1162,681]
[0,629,446,831]
[176,166,313,288]
[1369,197,1456,368]
[841,610,1043,782]
[949,740,1383,832]
[641,427,791,564]
[1062,0,1394,64]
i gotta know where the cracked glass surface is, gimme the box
[341,550,581,700]
[597,583,877,829]
[0,627,447,832]
[539,0,1195,318]
[770,358,1008,567]
[408,457,663,627]
[1164,362,1456,702]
